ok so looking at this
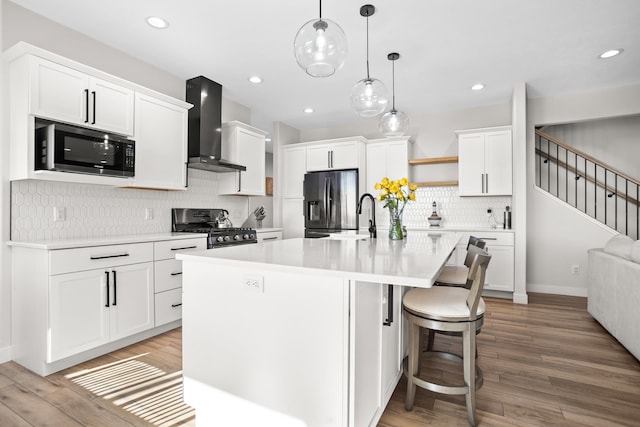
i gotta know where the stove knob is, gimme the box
[224,235,231,242]
[216,236,224,243]
[234,234,241,241]
[243,234,249,240]
[250,233,256,240]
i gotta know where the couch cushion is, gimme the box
[604,234,633,260]
[630,240,640,263]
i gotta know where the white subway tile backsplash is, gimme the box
[10,169,250,242]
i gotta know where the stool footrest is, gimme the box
[402,353,484,394]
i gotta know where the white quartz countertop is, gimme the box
[7,232,208,250]
[178,231,461,288]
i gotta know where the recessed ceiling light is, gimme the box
[303,107,314,114]
[265,137,272,142]
[599,48,623,59]
[471,83,485,91]
[146,16,169,29]
[248,76,263,84]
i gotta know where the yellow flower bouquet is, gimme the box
[373,177,417,240]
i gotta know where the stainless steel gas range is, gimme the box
[172,208,257,249]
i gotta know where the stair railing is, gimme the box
[535,129,639,240]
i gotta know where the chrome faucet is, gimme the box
[358,193,377,238]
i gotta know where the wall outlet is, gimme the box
[243,275,264,293]
[53,206,65,222]
[145,208,153,220]
[487,208,492,216]
[571,264,580,276]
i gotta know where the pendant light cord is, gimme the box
[319,0,322,19]
[365,15,370,79]
[391,58,396,110]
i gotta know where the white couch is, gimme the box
[588,244,640,361]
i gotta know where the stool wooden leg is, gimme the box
[405,320,420,411]
[426,329,435,351]
[463,323,477,426]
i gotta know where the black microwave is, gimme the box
[35,119,135,177]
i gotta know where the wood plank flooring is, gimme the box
[1,293,639,426]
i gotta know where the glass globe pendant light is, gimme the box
[294,0,348,78]
[350,4,388,117]
[379,52,409,137]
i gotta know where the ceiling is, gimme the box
[9,0,640,134]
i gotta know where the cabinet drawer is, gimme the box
[456,231,514,246]
[155,288,182,326]
[257,231,282,242]
[154,237,207,261]
[155,259,183,293]
[50,242,153,275]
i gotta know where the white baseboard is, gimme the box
[527,283,588,297]
[0,345,11,364]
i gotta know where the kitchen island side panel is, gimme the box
[182,260,350,427]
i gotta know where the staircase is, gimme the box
[535,129,639,239]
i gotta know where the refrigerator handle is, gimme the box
[325,176,331,228]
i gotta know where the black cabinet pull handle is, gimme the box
[237,170,242,192]
[90,253,129,260]
[170,246,197,251]
[383,284,394,326]
[171,303,182,308]
[170,272,183,276]
[112,270,117,306]
[262,237,278,241]
[91,91,96,124]
[84,89,89,123]
[105,272,110,308]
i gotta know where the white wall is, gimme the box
[527,84,640,296]
[273,121,301,228]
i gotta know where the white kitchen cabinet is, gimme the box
[380,284,403,403]
[458,126,512,196]
[218,121,268,196]
[305,138,365,172]
[282,145,307,198]
[27,56,134,136]
[153,238,207,326]
[448,231,515,292]
[130,93,189,190]
[256,230,283,242]
[49,261,154,362]
[282,198,305,239]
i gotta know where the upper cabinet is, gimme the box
[282,145,307,199]
[457,126,512,196]
[6,42,190,189]
[128,93,189,190]
[218,121,268,196]
[365,137,412,194]
[306,138,366,172]
[28,56,134,136]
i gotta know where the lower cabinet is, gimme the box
[153,237,207,326]
[354,282,403,426]
[256,229,283,242]
[11,236,205,376]
[49,262,154,362]
[448,231,515,292]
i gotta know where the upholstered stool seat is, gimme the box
[403,251,491,426]
[435,238,486,288]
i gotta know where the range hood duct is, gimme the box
[186,76,246,173]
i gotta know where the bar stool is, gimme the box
[435,236,486,288]
[403,251,491,426]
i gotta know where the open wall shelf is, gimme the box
[409,156,459,187]
[408,156,458,165]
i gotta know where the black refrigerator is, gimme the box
[304,169,359,238]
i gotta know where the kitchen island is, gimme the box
[177,232,460,427]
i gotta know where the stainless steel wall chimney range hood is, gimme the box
[186,76,246,173]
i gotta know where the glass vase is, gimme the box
[388,206,404,240]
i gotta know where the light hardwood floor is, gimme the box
[1,293,639,426]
